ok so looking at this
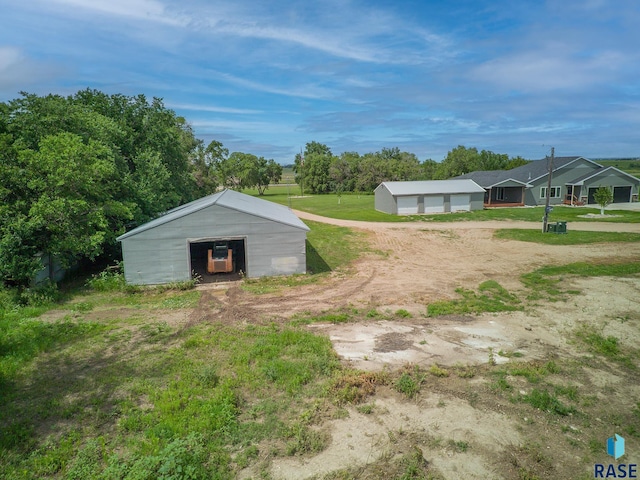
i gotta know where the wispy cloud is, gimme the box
[47,0,187,26]
[166,103,262,115]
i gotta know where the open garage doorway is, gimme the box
[189,238,246,283]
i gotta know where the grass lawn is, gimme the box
[494,229,640,244]
[241,220,369,294]
[244,186,640,223]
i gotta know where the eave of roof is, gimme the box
[566,166,640,185]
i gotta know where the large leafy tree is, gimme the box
[0,89,211,286]
[293,142,334,194]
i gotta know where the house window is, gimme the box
[496,187,505,201]
[540,186,561,199]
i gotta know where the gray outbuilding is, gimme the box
[374,180,486,215]
[117,189,309,285]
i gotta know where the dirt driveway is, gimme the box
[201,213,640,479]
[213,211,640,318]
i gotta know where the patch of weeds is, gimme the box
[394,366,426,399]
[498,349,524,358]
[518,388,577,416]
[235,444,259,469]
[155,278,199,292]
[427,280,521,316]
[242,274,320,294]
[428,364,450,377]
[520,271,564,301]
[453,363,476,378]
[366,308,381,318]
[501,360,560,383]
[488,347,497,366]
[194,365,219,387]
[491,372,513,392]
[284,423,328,456]
[554,384,578,401]
[331,371,386,405]
[395,309,412,318]
[575,325,635,368]
[397,446,430,479]
[70,302,94,313]
[448,440,470,453]
[356,403,375,414]
[158,290,200,309]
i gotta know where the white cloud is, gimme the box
[167,103,262,115]
[471,48,626,92]
[0,46,63,92]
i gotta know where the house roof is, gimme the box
[456,156,602,187]
[377,179,485,196]
[504,156,601,183]
[117,189,309,241]
[455,170,532,188]
[566,166,640,186]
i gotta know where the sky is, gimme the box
[1,0,639,164]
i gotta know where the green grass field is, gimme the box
[494,229,640,244]
[244,185,640,223]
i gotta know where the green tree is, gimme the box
[190,140,228,196]
[253,157,282,195]
[593,186,613,215]
[0,89,211,285]
[421,159,438,179]
[0,132,132,283]
[435,146,480,179]
[294,142,333,194]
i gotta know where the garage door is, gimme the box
[397,196,418,214]
[424,195,444,213]
[450,194,471,212]
[613,186,631,203]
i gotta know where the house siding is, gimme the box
[582,170,639,193]
[528,158,601,205]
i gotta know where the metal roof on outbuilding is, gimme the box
[377,179,485,196]
[117,189,309,241]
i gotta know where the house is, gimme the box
[117,189,309,285]
[456,156,640,207]
[374,180,486,215]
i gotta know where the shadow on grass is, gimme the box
[306,241,331,274]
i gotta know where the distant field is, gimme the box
[278,167,296,184]
[594,158,640,177]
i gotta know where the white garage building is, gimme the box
[374,180,485,215]
[117,189,309,285]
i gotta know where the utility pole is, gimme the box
[542,147,554,233]
[299,149,304,198]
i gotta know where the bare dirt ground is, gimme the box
[185,214,640,479]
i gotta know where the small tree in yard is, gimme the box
[593,186,613,215]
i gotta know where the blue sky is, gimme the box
[1,0,639,163]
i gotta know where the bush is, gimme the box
[86,267,126,292]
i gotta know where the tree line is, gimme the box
[292,142,529,194]
[0,90,279,286]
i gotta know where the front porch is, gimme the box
[483,185,525,207]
